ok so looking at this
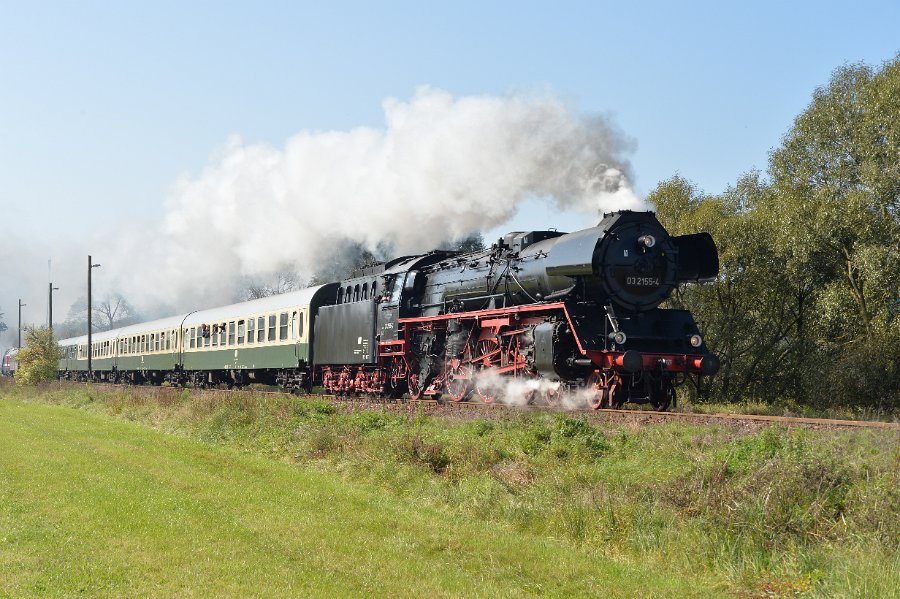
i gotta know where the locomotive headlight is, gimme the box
[610,331,627,345]
[689,334,703,348]
[638,234,656,248]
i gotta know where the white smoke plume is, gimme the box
[111,86,644,311]
[472,369,598,410]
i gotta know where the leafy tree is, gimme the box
[653,174,804,402]
[449,233,486,254]
[0,307,7,334]
[766,58,900,407]
[768,58,900,341]
[654,56,900,409]
[15,326,62,386]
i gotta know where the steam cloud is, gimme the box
[115,86,644,311]
[472,369,599,409]
[1,86,644,348]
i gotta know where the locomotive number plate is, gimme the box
[626,276,660,286]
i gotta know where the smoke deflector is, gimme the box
[672,233,719,282]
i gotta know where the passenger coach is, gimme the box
[59,284,338,391]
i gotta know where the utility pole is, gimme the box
[48,283,59,330]
[87,256,101,376]
[18,299,26,349]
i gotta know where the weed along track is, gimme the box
[60,381,900,432]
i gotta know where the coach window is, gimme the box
[257,317,265,342]
[237,320,245,345]
[354,284,360,301]
[247,318,255,344]
[279,312,288,340]
[204,327,211,347]
[291,311,298,340]
[268,314,276,342]
[346,286,352,302]
[371,281,377,299]
[298,311,304,337]
[189,327,196,349]
[219,324,226,346]
[362,283,368,300]
[228,322,235,345]
[212,325,218,347]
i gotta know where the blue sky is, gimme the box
[1,0,898,335]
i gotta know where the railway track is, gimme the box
[54,381,900,432]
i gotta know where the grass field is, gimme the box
[1,382,898,597]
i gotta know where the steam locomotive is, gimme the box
[58,210,719,410]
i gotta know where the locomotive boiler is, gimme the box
[316,210,720,410]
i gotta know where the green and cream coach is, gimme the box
[59,284,339,390]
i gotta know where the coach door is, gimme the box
[291,309,303,363]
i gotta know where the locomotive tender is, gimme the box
[58,210,719,410]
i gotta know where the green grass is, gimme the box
[2,381,899,597]
[676,397,900,423]
[0,393,713,598]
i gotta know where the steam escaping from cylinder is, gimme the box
[471,369,598,410]
[112,86,644,310]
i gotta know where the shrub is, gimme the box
[14,327,62,386]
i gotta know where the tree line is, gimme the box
[654,56,899,409]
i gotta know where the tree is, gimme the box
[450,233,486,254]
[309,241,391,284]
[0,307,7,334]
[57,293,140,336]
[94,294,138,330]
[768,58,900,342]
[652,174,804,403]
[15,326,62,386]
[766,57,900,407]
[653,56,900,409]
[242,268,302,300]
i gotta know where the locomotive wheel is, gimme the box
[651,382,676,412]
[407,373,424,401]
[545,385,561,407]
[585,372,606,409]
[446,359,473,403]
[474,339,501,404]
